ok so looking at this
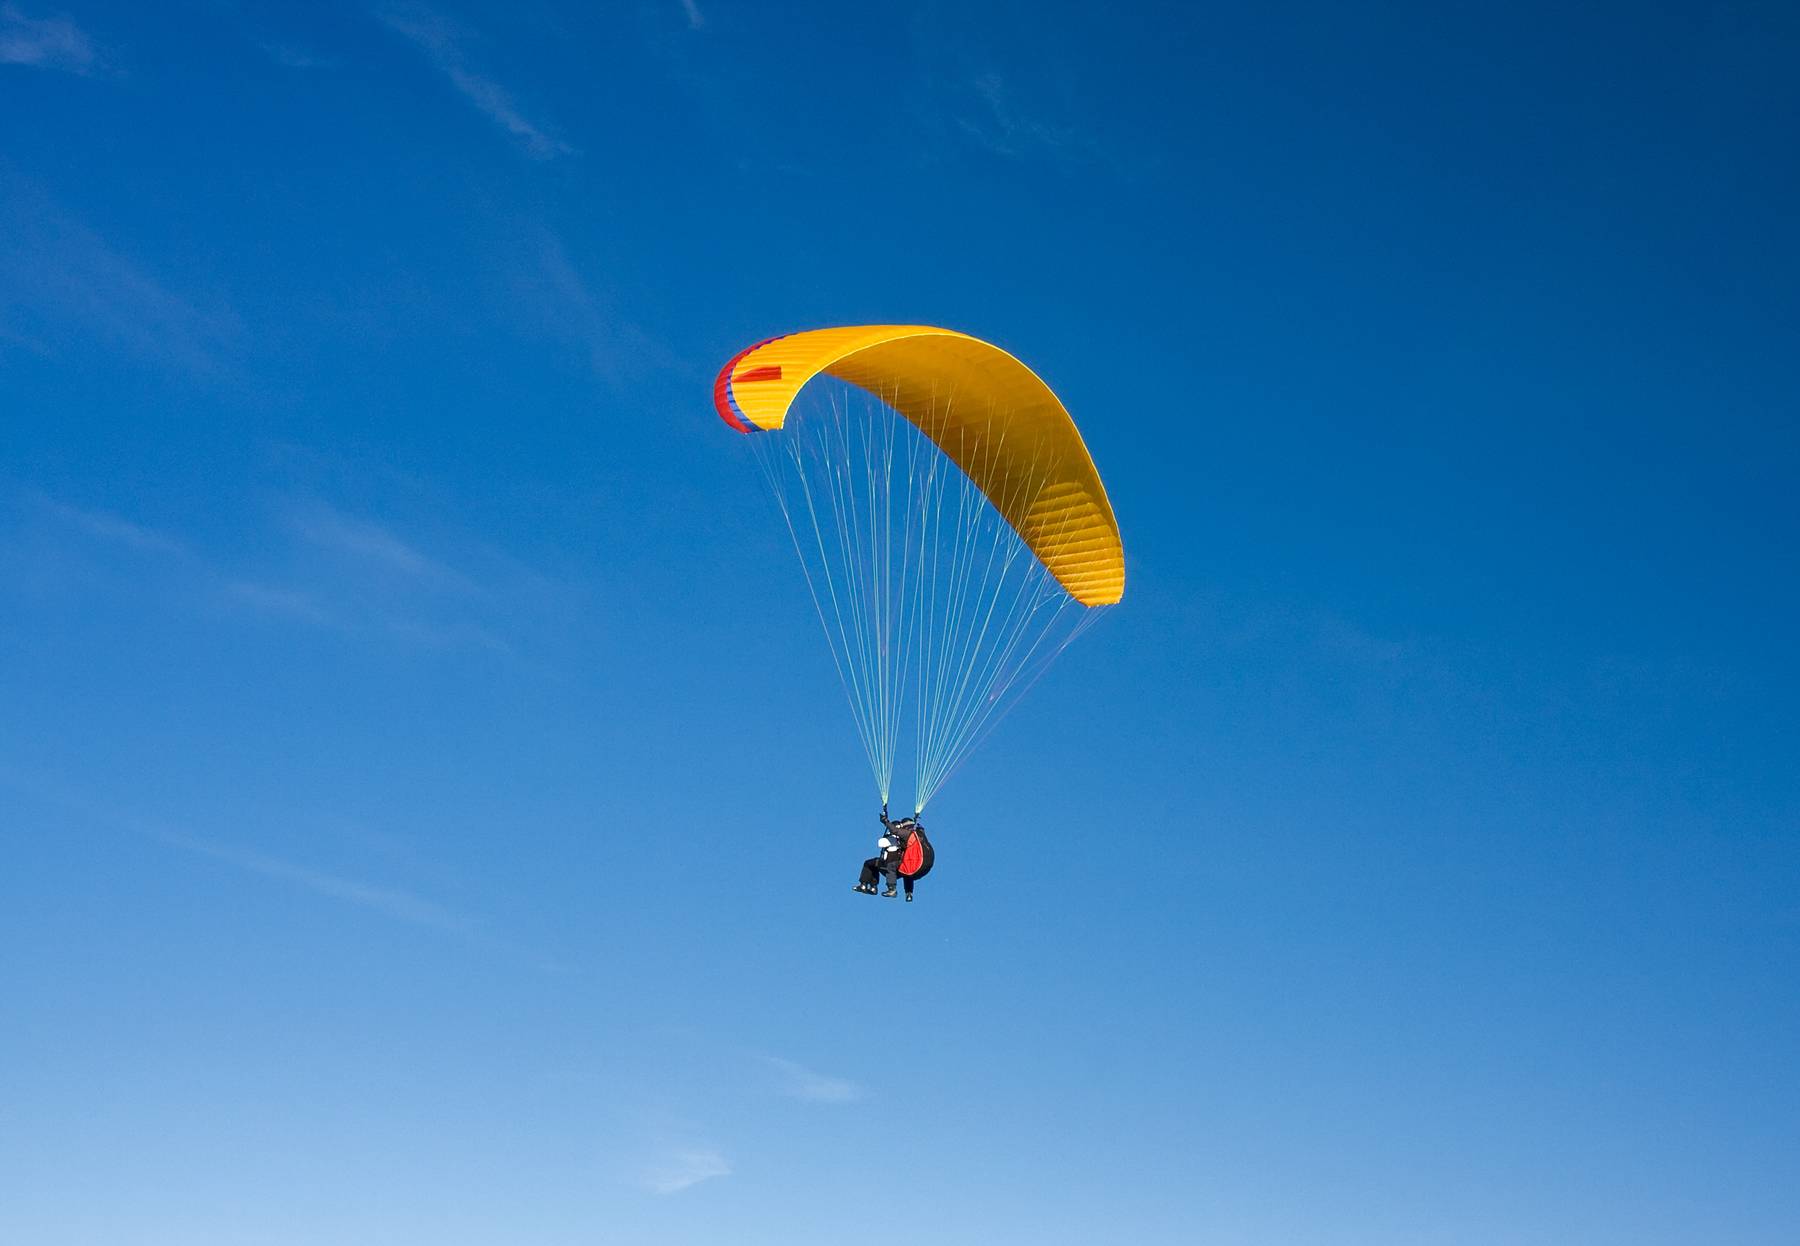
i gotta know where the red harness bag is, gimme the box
[899,831,925,877]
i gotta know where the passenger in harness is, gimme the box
[854,813,906,897]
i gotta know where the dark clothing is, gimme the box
[857,818,906,892]
[859,855,898,890]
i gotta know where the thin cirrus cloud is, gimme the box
[261,500,528,654]
[222,578,337,627]
[284,499,472,590]
[901,62,1105,171]
[955,70,1092,162]
[23,490,428,598]
[677,0,703,31]
[907,15,1110,170]
[0,172,237,375]
[155,827,471,933]
[611,1053,857,1203]
[17,489,523,657]
[505,226,676,382]
[761,1054,864,1104]
[0,3,94,73]
[27,492,195,559]
[258,40,339,71]
[635,1144,732,1196]
[0,770,474,936]
[3,769,588,981]
[376,2,573,159]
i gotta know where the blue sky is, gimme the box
[4,1,1798,1241]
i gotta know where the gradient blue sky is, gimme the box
[4,2,1798,1242]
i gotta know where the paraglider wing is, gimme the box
[714,326,1124,606]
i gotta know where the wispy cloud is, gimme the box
[15,487,534,659]
[677,0,704,31]
[285,500,469,589]
[635,1144,731,1195]
[378,612,513,656]
[253,499,553,659]
[29,493,193,558]
[223,578,338,626]
[0,172,237,374]
[156,828,471,932]
[0,3,94,73]
[377,3,572,158]
[761,1054,863,1104]
[505,226,674,381]
[260,500,537,653]
[954,70,1092,162]
[0,769,581,976]
[907,10,1119,171]
[259,40,338,71]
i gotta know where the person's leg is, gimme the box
[859,858,881,890]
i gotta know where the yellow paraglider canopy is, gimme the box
[714,325,1124,607]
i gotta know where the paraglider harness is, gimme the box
[882,807,935,883]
